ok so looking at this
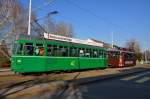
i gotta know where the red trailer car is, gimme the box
[107,49,136,68]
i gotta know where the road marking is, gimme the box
[121,71,150,81]
[135,77,150,84]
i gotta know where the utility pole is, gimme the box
[145,50,148,63]
[28,0,32,35]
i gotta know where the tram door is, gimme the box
[119,51,124,67]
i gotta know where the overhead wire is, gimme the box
[32,0,103,36]
[58,14,105,40]
[30,0,125,43]
[32,0,55,12]
[65,0,140,46]
[64,0,128,32]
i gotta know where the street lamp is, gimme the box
[33,11,58,36]
[35,11,58,21]
[47,11,58,16]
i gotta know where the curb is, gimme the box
[69,68,150,86]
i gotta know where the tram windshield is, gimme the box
[124,53,135,60]
[24,43,34,55]
[12,42,34,55]
[12,43,23,55]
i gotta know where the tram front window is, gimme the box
[13,43,23,55]
[24,43,34,55]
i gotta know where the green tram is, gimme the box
[11,38,107,73]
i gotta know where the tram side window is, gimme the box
[103,51,107,58]
[111,52,117,59]
[116,52,120,59]
[59,46,68,57]
[35,44,44,56]
[125,53,131,60]
[99,50,103,58]
[93,50,98,58]
[127,53,134,60]
[70,47,78,57]
[47,45,53,56]
[79,49,84,57]
[53,45,58,56]
[24,43,34,55]
[113,52,117,59]
[85,49,90,58]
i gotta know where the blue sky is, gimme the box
[21,0,150,50]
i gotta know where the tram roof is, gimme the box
[15,39,106,50]
[107,48,135,53]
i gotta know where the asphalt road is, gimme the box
[60,70,150,99]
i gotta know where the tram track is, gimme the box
[0,71,81,98]
[0,78,59,98]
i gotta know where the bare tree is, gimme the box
[55,21,74,37]
[0,0,38,37]
[0,0,38,55]
[125,39,142,61]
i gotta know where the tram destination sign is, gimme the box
[44,33,103,47]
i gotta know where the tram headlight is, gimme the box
[16,59,22,64]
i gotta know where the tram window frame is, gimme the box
[23,43,34,56]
